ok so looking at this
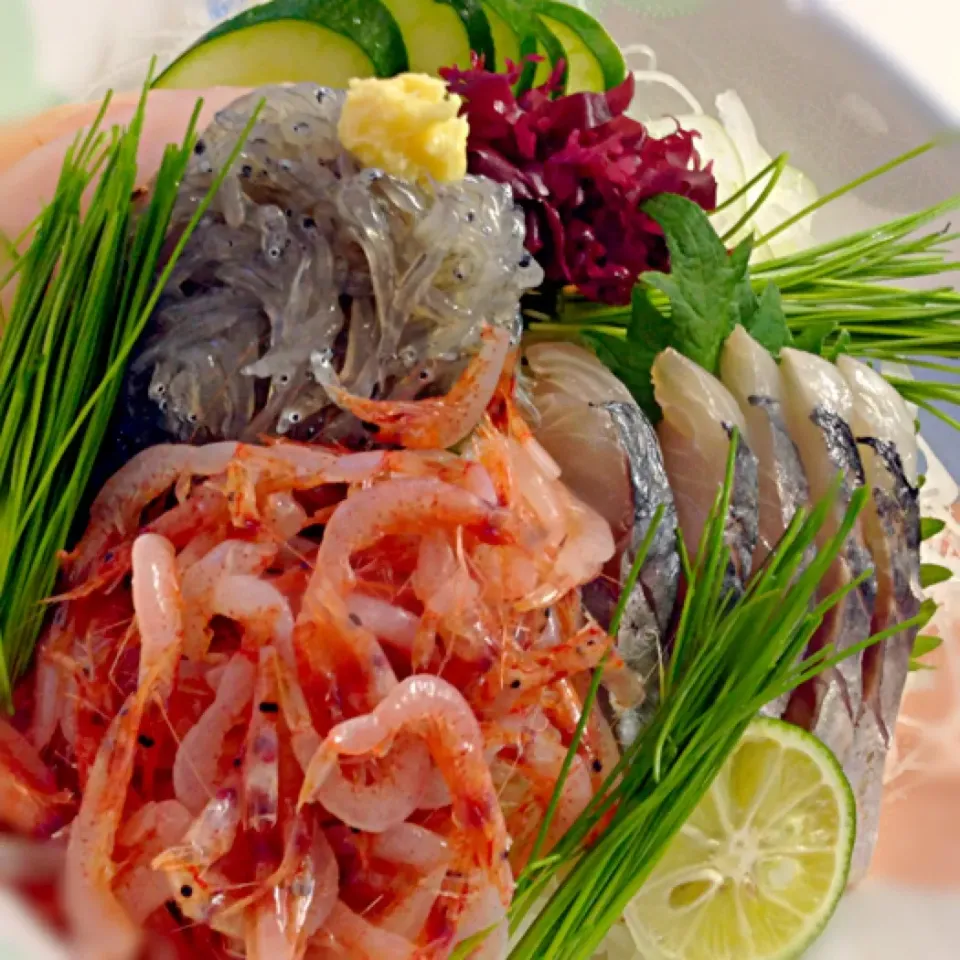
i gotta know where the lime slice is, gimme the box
[623,718,855,960]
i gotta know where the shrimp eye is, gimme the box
[592,759,603,773]
[519,253,532,268]
[180,885,193,899]
[194,140,206,156]
[258,701,279,714]
[510,679,521,690]
[138,734,155,748]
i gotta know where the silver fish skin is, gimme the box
[601,402,681,743]
[838,356,921,883]
[779,349,877,775]
[524,344,680,743]
[653,348,760,596]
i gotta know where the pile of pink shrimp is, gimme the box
[0,380,628,959]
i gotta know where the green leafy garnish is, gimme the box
[525,142,960,424]
[920,563,953,589]
[910,633,943,671]
[0,74,262,701]
[920,517,947,541]
[580,194,791,418]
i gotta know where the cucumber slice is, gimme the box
[483,3,520,71]
[534,2,626,92]
[481,0,564,91]
[381,0,494,73]
[156,0,407,90]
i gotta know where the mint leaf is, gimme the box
[920,517,946,541]
[792,320,836,356]
[825,328,852,362]
[641,194,748,374]
[742,282,792,356]
[582,329,663,422]
[920,563,953,588]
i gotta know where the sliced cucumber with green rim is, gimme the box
[155,0,407,90]
[482,0,565,91]
[381,0,493,73]
[483,2,520,71]
[534,1,626,92]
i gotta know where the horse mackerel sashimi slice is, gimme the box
[720,326,813,718]
[525,342,680,744]
[778,348,878,776]
[837,354,922,883]
[652,347,760,593]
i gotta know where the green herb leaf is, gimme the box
[742,281,792,356]
[909,633,943,671]
[791,320,836,356]
[920,517,946,541]
[825,328,852,362]
[640,194,747,374]
[581,329,663,422]
[920,563,953,588]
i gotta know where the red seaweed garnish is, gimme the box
[441,56,718,305]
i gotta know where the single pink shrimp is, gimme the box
[180,541,277,659]
[151,785,244,936]
[67,442,237,579]
[114,800,192,923]
[311,735,431,832]
[309,477,503,603]
[63,692,146,960]
[324,325,511,450]
[0,718,71,835]
[307,900,416,960]
[299,675,512,905]
[411,530,494,667]
[173,653,256,814]
[64,534,185,958]
[240,818,340,959]
[132,534,184,701]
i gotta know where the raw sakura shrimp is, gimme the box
[299,675,513,904]
[322,325,511,449]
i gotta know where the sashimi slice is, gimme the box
[652,347,759,591]
[779,348,877,772]
[838,355,922,883]
[526,343,680,743]
[720,325,810,566]
[526,343,637,545]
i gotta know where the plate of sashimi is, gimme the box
[0,1,958,958]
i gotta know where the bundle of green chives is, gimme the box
[0,77,260,703]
